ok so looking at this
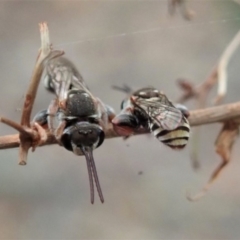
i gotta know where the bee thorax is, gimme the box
[65,90,96,117]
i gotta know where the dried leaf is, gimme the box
[215,121,239,164]
[187,121,239,201]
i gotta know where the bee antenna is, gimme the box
[82,147,104,204]
[82,147,94,204]
[89,150,104,203]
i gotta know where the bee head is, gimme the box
[112,113,140,136]
[61,122,105,154]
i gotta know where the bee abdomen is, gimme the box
[161,137,189,149]
[151,120,190,149]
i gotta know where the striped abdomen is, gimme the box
[150,117,190,149]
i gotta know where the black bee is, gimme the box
[112,87,190,149]
[34,56,115,204]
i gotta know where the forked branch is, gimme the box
[0,101,240,150]
[0,22,240,203]
[0,22,63,165]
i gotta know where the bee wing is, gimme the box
[71,74,89,91]
[46,60,74,100]
[151,104,183,130]
[134,98,183,130]
[45,57,90,101]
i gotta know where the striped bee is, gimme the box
[34,56,115,204]
[112,87,190,149]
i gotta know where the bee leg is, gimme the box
[95,99,112,131]
[174,103,190,118]
[31,110,49,151]
[54,120,67,146]
[31,122,48,152]
[59,99,67,110]
[112,84,133,94]
[47,98,59,133]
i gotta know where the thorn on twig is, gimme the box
[177,78,197,103]
[31,122,48,152]
[0,117,32,138]
[19,141,31,165]
[187,121,239,201]
[178,78,195,92]
[176,67,218,170]
[213,93,225,106]
[20,23,63,129]
[0,22,63,165]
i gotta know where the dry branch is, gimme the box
[0,22,63,165]
[0,21,239,202]
[176,28,240,168]
[1,101,240,150]
[215,30,240,104]
[187,121,239,201]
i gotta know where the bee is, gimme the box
[112,87,190,149]
[34,56,115,204]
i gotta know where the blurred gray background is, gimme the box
[1,0,240,239]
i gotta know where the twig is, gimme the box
[178,29,240,106]
[187,120,239,201]
[0,20,239,202]
[177,66,218,169]
[177,30,240,166]
[215,30,240,104]
[177,66,218,104]
[0,22,63,165]
[1,101,240,150]
[18,22,63,165]
[0,117,32,137]
[20,23,62,127]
